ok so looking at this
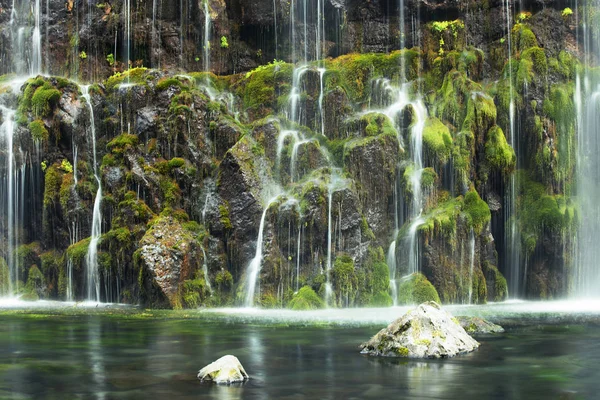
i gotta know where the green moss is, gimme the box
[25,265,44,296]
[43,165,62,208]
[0,258,9,296]
[423,117,453,165]
[516,172,578,255]
[238,60,292,113]
[107,133,139,154]
[355,248,393,307]
[485,125,516,173]
[29,120,49,141]
[325,50,420,104]
[219,205,233,229]
[156,77,188,91]
[516,47,547,91]
[168,157,186,170]
[59,173,74,212]
[395,346,410,357]
[215,270,233,291]
[463,190,491,233]
[462,91,497,138]
[512,23,538,53]
[331,254,358,306]
[357,113,397,137]
[17,78,62,122]
[398,273,441,305]
[104,68,151,90]
[32,86,61,117]
[418,197,462,238]
[288,286,326,310]
[179,277,208,308]
[66,238,91,268]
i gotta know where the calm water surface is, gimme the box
[0,314,596,399]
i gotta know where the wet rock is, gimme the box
[198,355,249,384]
[137,216,202,308]
[456,316,505,334]
[360,301,479,358]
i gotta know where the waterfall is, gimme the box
[468,228,475,304]
[31,0,42,75]
[244,196,279,307]
[0,108,20,295]
[289,66,308,124]
[575,85,600,296]
[152,0,160,69]
[502,0,521,298]
[296,224,302,292]
[9,0,43,76]
[318,68,326,137]
[273,0,278,59]
[124,0,131,70]
[201,246,213,294]
[387,236,398,306]
[82,86,102,302]
[203,0,211,75]
[324,172,345,307]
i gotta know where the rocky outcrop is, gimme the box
[137,216,203,308]
[360,301,480,358]
[456,316,504,334]
[198,355,249,384]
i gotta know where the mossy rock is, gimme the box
[463,190,491,234]
[0,258,9,296]
[288,286,326,310]
[398,273,441,305]
[484,125,516,174]
[422,117,453,166]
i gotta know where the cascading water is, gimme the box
[468,228,475,304]
[203,0,211,76]
[31,0,42,75]
[9,0,43,76]
[575,2,600,296]
[124,0,132,71]
[244,196,279,307]
[502,0,521,298]
[0,108,20,295]
[324,171,346,307]
[82,86,102,302]
[201,246,213,294]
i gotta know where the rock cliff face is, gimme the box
[0,0,585,307]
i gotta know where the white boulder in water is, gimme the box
[198,355,249,384]
[360,301,479,358]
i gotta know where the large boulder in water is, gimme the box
[360,301,479,358]
[198,355,250,384]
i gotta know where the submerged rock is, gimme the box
[198,355,250,384]
[456,316,505,334]
[360,301,479,358]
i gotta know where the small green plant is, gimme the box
[195,56,200,62]
[79,51,87,60]
[220,36,229,48]
[562,8,573,18]
[517,11,531,23]
[500,37,506,44]
[41,161,47,171]
[106,53,115,66]
[60,159,73,173]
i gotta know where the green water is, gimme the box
[0,311,595,399]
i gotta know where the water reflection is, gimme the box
[0,316,596,399]
[87,317,106,400]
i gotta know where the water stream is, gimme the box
[82,86,102,302]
